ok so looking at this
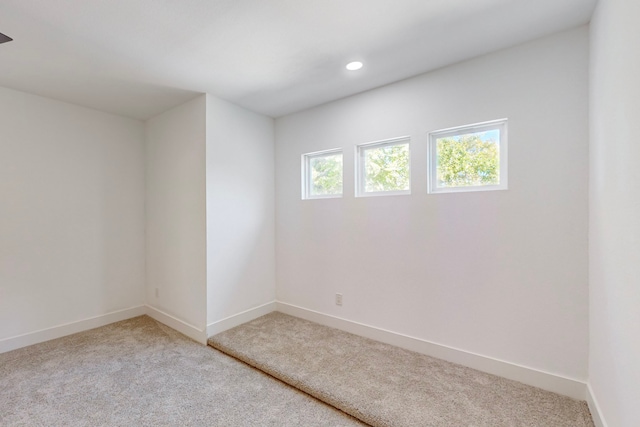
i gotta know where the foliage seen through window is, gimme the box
[309,153,342,197]
[436,130,500,188]
[362,142,410,193]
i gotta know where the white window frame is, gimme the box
[355,136,411,197]
[428,119,508,194]
[301,148,343,200]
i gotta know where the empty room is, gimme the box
[0,0,638,426]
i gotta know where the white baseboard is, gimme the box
[145,305,207,344]
[276,301,587,400]
[0,299,591,404]
[0,306,147,354]
[586,383,608,427]
[207,301,277,337]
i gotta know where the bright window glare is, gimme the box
[356,137,411,196]
[303,150,343,199]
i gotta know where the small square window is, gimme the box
[428,119,508,194]
[302,149,343,199]
[356,137,411,197]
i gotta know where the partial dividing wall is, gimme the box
[589,0,640,425]
[0,86,146,350]
[145,95,207,340]
[206,95,276,334]
[145,93,275,340]
[275,27,589,386]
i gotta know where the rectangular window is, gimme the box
[428,119,508,194]
[302,149,343,199]
[356,137,410,197]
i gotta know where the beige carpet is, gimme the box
[0,316,365,426]
[209,312,595,427]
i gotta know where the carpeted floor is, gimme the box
[0,316,365,426]
[209,312,595,427]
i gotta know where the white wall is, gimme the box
[275,27,589,381]
[0,86,145,342]
[589,0,640,425]
[145,96,207,333]
[206,95,276,329]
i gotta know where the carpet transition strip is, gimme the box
[208,312,594,427]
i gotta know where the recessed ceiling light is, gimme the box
[346,61,363,71]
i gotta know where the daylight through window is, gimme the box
[302,149,343,199]
[356,137,410,197]
[428,119,508,194]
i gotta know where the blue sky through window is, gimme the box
[448,129,499,143]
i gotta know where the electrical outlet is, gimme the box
[335,293,343,306]
[155,288,159,298]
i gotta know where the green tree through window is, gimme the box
[363,142,410,193]
[309,153,342,196]
[436,132,499,188]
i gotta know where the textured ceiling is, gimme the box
[0,0,596,119]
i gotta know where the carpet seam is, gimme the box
[208,340,387,427]
[207,344,372,426]
[207,313,595,427]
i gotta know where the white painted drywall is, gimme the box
[0,86,145,341]
[589,0,640,424]
[206,95,276,327]
[145,95,207,331]
[275,27,589,381]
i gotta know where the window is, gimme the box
[428,119,508,194]
[356,137,411,197]
[302,149,343,199]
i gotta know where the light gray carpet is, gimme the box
[0,316,365,426]
[209,312,595,427]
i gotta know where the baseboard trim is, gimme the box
[586,383,608,427]
[144,305,207,344]
[207,301,277,337]
[0,306,147,354]
[0,300,590,402]
[276,302,587,400]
